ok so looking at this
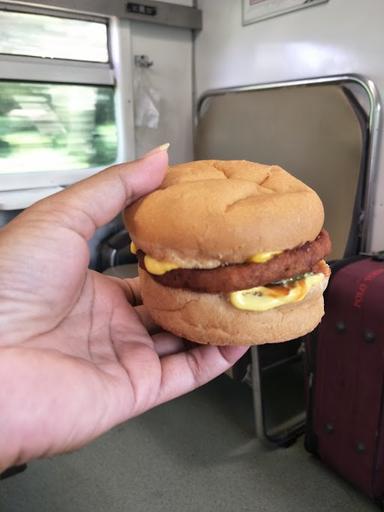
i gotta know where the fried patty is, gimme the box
[138,229,331,294]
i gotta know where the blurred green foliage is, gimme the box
[0,81,117,172]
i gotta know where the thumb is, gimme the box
[24,145,169,240]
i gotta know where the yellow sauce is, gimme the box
[144,255,179,275]
[247,251,282,263]
[228,273,323,312]
[131,242,179,274]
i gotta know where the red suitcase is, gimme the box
[305,254,384,506]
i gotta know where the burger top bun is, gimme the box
[124,160,324,268]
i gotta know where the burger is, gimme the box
[124,160,331,345]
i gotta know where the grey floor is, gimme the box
[0,376,377,512]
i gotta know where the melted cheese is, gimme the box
[228,273,323,312]
[144,255,179,275]
[247,251,282,263]
[130,241,137,255]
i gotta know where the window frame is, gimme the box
[0,55,114,84]
[0,8,111,63]
[0,5,135,194]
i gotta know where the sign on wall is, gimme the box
[242,0,329,25]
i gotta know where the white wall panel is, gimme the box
[131,20,193,164]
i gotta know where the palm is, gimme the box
[0,154,248,468]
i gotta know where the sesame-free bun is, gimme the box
[139,268,328,345]
[124,160,324,268]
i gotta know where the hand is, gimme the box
[0,147,248,470]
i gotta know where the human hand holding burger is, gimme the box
[0,146,248,472]
[0,149,330,471]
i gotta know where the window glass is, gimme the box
[0,81,117,173]
[0,11,108,62]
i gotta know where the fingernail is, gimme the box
[142,143,170,158]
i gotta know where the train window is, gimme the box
[0,81,117,173]
[0,10,108,62]
[0,8,123,192]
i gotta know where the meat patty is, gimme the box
[138,229,331,294]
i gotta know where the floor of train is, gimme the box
[0,375,376,512]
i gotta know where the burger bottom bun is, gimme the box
[139,268,329,346]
